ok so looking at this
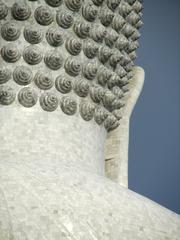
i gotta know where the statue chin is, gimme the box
[0,162,180,239]
[0,0,180,239]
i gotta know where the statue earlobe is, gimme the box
[105,66,145,188]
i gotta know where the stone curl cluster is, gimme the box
[0,0,143,131]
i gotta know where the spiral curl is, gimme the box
[111,86,123,98]
[112,98,125,110]
[1,44,21,63]
[60,96,77,115]
[65,38,82,56]
[64,57,81,77]
[106,0,120,11]
[56,10,73,29]
[18,87,38,108]
[73,21,90,39]
[0,86,16,105]
[99,7,114,26]
[34,6,53,26]
[120,52,131,66]
[23,46,42,65]
[46,27,63,47]
[90,84,105,103]
[44,50,63,70]
[103,89,124,111]
[126,11,140,26]
[111,15,125,32]
[102,89,116,110]
[0,2,8,20]
[97,66,112,86]
[107,74,121,89]
[40,92,58,112]
[98,46,112,63]
[82,2,97,22]
[90,25,106,43]
[34,72,53,90]
[24,25,43,44]
[112,109,122,120]
[45,0,62,7]
[126,41,139,53]
[83,40,98,59]
[0,68,11,84]
[117,76,128,88]
[121,23,135,38]
[129,51,137,61]
[115,64,127,78]
[11,3,31,21]
[104,114,119,131]
[130,29,140,41]
[109,50,122,67]
[65,0,82,12]
[80,101,95,121]
[115,34,129,51]
[13,66,33,86]
[74,78,89,97]
[1,21,21,41]
[119,2,131,18]
[55,75,72,94]
[124,62,133,73]
[121,85,129,94]
[132,1,142,13]
[94,107,109,125]
[104,29,119,47]
[83,62,97,80]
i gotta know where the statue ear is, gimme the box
[105,66,145,188]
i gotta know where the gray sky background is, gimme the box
[129,0,180,214]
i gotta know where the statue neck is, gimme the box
[0,106,106,175]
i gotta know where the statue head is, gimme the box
[0,0,142,133]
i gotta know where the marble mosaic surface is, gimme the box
[0,1,180,239]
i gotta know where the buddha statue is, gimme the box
[0,0,179,239]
